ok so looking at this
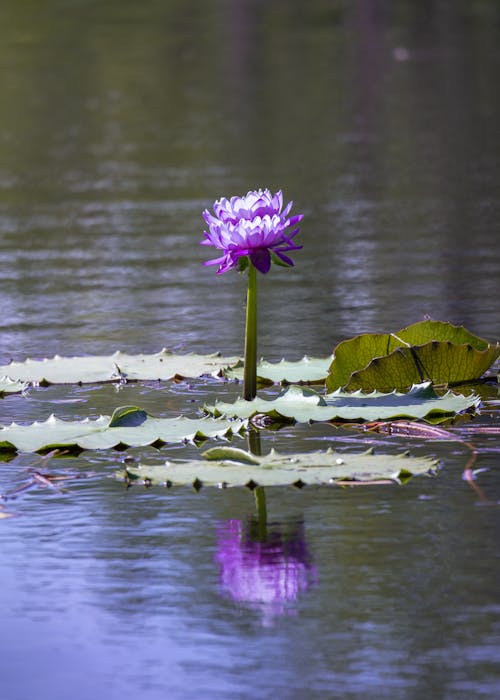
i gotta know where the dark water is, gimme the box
[1,1,500,699]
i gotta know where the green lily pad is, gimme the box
[116,445,439,488]
[0,405,247,453]
[343,343,500,393]
[0,350,240,385]
[0,352,335,387]
[225,356,333,384]
[327,321,500,392]
[0,376,28,395]
[204,383,479,423]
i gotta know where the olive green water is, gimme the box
[1,2,500,699]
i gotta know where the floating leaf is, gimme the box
[0,406,247,453]
[0,376,28,395]
[116,446,439,488]
[204,383,479,423]
[327,321,500,392]
[225,356,333,385]
[344,344,499,393]
[0,350,240,385]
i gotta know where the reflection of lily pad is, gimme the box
[205,383,479,423]
[327,321,500,392]
[0,406,247,453]
[116,445,439,488]
[0,350,240,385]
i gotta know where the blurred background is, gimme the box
[1,0,499,363]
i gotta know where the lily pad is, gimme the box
[116,445,439,488]
[0,405,247,453]
[204,383,479,423]
[0,350,240,385]
[0,376,28,395]
[343,343,500,393]
[225,356,333,385]
[327,321,500,392]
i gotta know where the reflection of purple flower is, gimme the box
[215,519,316,624]
[201,189,303,274]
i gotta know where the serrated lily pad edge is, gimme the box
[0,350,242,386]
[116,446,441,490]
[204,382,480,424]
[0,352,336,387]
[0,409,248,454]
[224,355,334,384]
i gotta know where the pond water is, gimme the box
[1,1,500,698]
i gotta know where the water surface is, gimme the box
[1,2,500,699]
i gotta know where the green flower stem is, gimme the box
[243,262,258,401]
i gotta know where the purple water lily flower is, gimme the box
[201,188,303,274]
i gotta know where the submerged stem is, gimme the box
[253,486,267,540]
[243,263,258,401]
[247,426,262,456]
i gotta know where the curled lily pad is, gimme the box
[204,383,479,424]
[327,321,500,392]
[0,406,247,453]
[0,350,240,385]
[342,343,499,393]
[116,445,439,489]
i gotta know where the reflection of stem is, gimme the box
[244,263,258,401]
[254,486,267,540]
[462,441,491,503]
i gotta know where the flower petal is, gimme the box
[250,249,272,274]
[273,251,295,267]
